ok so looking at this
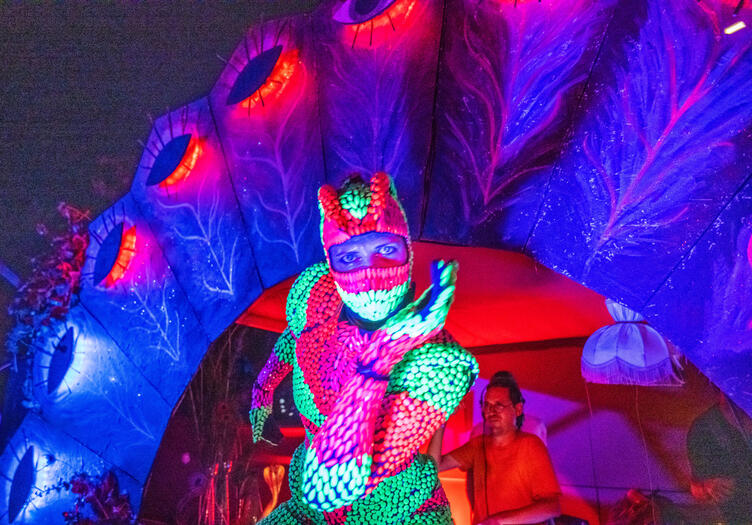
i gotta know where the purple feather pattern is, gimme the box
[425,0,614,245]
[530,0,752,306]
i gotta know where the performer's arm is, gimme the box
[249,328,295,444]
[479,497,561,525]
[301,261,463,511]
[302,360,392,511]
[370,336,477,483]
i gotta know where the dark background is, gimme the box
[0,1,319,370]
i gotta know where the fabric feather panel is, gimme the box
[424,0,615,246]
[210,16,326,288]
[313,0,443,234]
[0,414,144,522]
[529,0,752,307]
[644,179,752,417]
[26,307,171,485]
[130,98,262,340]
[78,194,211,406]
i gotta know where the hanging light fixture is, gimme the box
[581,298,683,386]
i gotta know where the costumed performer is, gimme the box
[249,172,478,524]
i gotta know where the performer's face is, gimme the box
[328,232,408,273]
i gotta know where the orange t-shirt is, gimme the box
[449,431,560,524]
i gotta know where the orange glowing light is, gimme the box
[159,137,202,188]
[240,49,300,111]
[104,226,137,287]
[344,0,418,49]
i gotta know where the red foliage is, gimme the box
[8,203,89,339]
[63,471,137,525]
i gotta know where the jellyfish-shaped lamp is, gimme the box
[581,299,683,386]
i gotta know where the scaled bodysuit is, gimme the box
[250,173,478,524]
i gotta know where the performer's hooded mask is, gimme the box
[318,172,412,322]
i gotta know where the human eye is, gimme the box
[339,252,360,264]
[379,244,396,255]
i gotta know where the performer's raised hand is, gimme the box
[385,259,458,340]
[356,260,458,377]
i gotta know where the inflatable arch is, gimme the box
[2,0,751,520]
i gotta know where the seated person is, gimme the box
[687,390,752,523]
[470,372,548,445]
[429,371,560,525]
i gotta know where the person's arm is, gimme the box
[478,496,561,525]
[428,424,464,472]
[249,328,294,444]
[686,409,736,504]
[301,261,461,511]
[690,476,735,503]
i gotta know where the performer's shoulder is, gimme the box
[413,331,479,371]
[286,262,340,336]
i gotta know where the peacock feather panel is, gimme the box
[528,0,752,309]
[28,305,169,485]
[313,0,444,234]
[0,413,142,525]
[79,194,211,406]
[209,16,325,288]
[131,98,262,340]
[424,0,617,247]
[645,179,752,411]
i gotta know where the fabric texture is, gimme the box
[450,432,560,525]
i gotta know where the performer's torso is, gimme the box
[293,315,366,434]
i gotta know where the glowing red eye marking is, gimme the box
[370,0,416,30]
[344,0,418,48]
[104,226,137,287]
[747,231,752,271]
[240,49,300,111]
[158,137,202,189]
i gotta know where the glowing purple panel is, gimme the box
[0,414,141,522]
[424,0,614,247]
[79,194,211,405]
[313,0,442,233]
[130,99,261,339]
[209,18,324,287]
[529,0,752,307]
[28,305,169,484]
[644,180,752,416]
